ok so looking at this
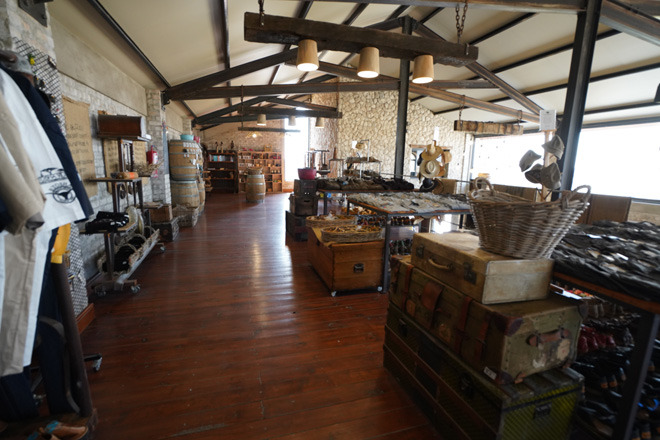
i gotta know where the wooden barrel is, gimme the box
[169,139,202,181]
[171,180,200,208]
[246,174,265,203]
[197,178,206,205]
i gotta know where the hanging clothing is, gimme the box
[0,91,46,234]
[0,68,85,377]
[0,65,94,220]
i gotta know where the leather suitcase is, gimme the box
[411,232,553,304]
[384,304,583,440]
[390,259,586,383]
[307,227,383,295]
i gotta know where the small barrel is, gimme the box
[171,180,200,208]
[246,174,265,203]
[197,178,206,206]
[169,139,202,181]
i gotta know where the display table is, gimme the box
[346,194,470,289]
[553,271,660,440]
[317,188,414,215]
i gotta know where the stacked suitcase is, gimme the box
[385,232,586,439]
[286,179,318,241]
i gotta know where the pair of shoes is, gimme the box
[28,421,88,440]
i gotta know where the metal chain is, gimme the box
[455,0,469,44]
[240,86,244,128]
[258,0,265,25]
[458,95,465,122]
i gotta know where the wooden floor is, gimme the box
[82,193,442,440]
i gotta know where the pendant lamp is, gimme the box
[412,54,434,84]
[357,47,379,78]
[288,115,297,126]
[257,114,266,126]
[296,39,319,72]
[315,117,325,128]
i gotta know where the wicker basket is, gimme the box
[321,225,383,243]
[305,215,357,229]
[468,178,590,259]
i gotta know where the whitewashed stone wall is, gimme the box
[60,74,153,277]
[337,89,472,183]
[0,0,54,56]
[310,91,339,161]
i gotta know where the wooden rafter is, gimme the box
[239,107,342,119]
[244,13,478,66]
[414,23,544,114]
[267,97,337,111]
[269,1,313,86]
[277,0,586,13]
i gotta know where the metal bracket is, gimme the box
[18,0,50,27]
[353,263,364,273]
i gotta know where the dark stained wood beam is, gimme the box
[237,127,300,133]
[215,0,232,106]
[409,84,540,122]
[166,49,298,99]
[239,107,342,119]
[601,0,660,46]
[178,81,399,100]
[244,13,478,66]
[468,13,536,45]
[277,0,585,13]
[388,5,410,19]
[621,0,660,15]
[269,1,313,86]
[268,97,338,111]
[419,7,444,23]
[415,23,543,114]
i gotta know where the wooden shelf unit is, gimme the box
[237,150,283,193]
[207,151,238,193]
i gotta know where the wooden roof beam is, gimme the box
[239,106,341,119]
[620,0,660,16]
[277,0,585,13]
[601,0,660,47]
[269,1,313,86]
[267,97,338,111]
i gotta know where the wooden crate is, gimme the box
[149,204,173,223]
[307,227,383,295]
[285,210,308,241]
[153,217,179,242]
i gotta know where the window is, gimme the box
[284,117,309,182]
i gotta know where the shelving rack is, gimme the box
[237,150,283,193]
[207,151,238,193]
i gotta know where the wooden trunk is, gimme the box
[307,227,383,295]
[411,233,553,304]
[153,217,179,242]
[384,303,583,440]
[390,259,586,384]
[285,210,308,242]
[294,179,317,196]
[289,194,318,216]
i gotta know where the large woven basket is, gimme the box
[468,178,590,259]
[321,225,382,243]
[305,215,357,229]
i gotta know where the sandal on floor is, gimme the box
[40,420,88,440]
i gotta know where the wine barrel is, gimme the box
[171,180,200,208]
[169,139,202,181]
[246,174,265,203]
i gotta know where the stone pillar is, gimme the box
[0,0,54,56]
[146,89,171,204]
[181,117,192,135]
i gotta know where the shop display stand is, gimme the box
[237,151,282,193]
[346,197,470,290]
[553,272,660,440]
[317,189,414,215]
[207,151,238,193]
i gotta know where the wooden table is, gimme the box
[553,271,660,440]
[346,196,470,290]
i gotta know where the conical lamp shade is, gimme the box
[288,115,297,126]
[412,54,434,84]
[358,47,379,78]
[257,114,266,126]
[297,39,319,72]
[315,117,325,128]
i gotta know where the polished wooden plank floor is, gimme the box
[82,193,442,440]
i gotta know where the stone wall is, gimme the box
[59,74,154,277]
[202,120,286,152]
[0,0,54,56]
[337,89,472,183]
[310,91,339,161]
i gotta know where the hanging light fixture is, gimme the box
[257,114,266,126]
[288,115,297,126]
[357,47,379,78]
[412,55,434,84]
[315,117,325,128]
[296,39,319,72]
